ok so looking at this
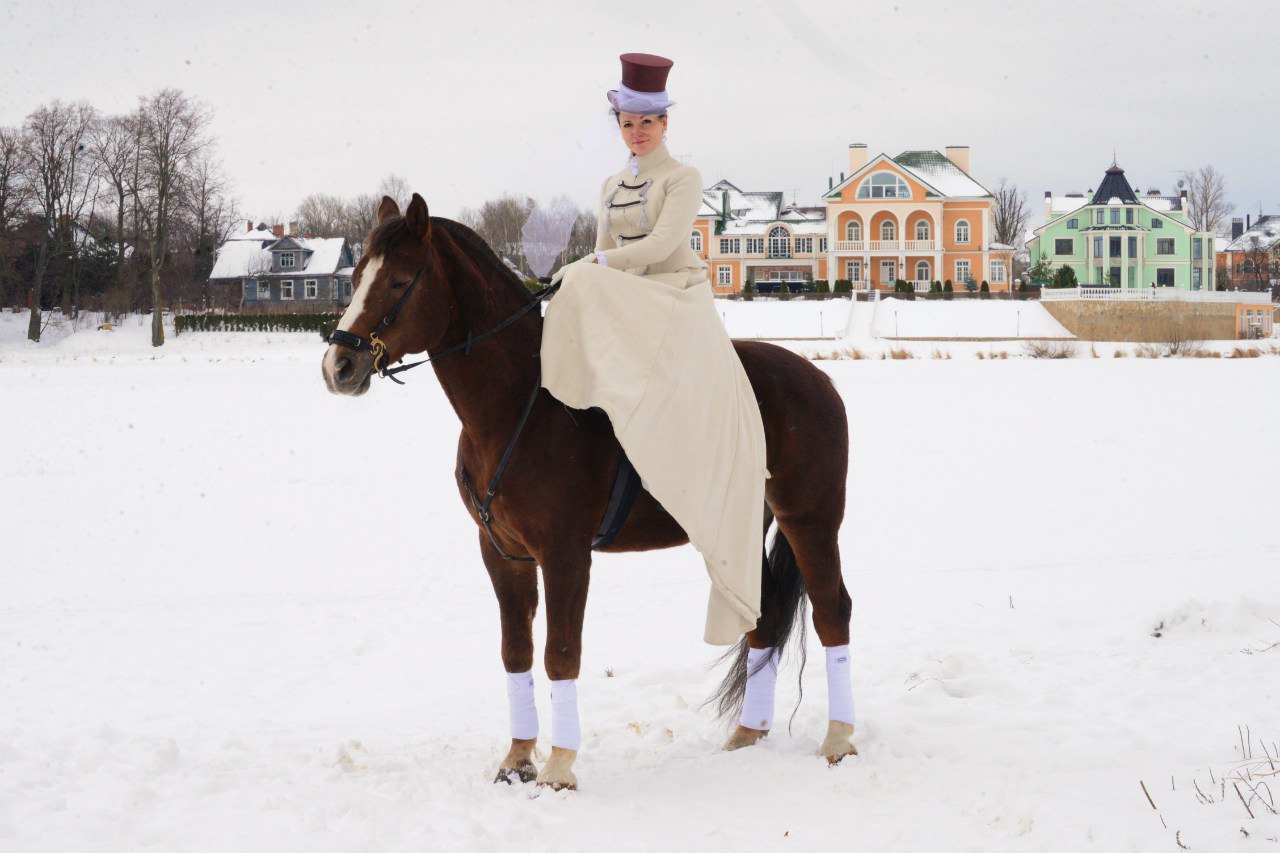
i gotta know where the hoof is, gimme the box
[494,763,538,785]
[535,746,578,791]
[495,737,538,784]
[723,725,769,751]
[820,720,857,765]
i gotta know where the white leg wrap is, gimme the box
[739,646,778,731]
[825,645,856,725]
[549,678,580,751]
[506,670,538,740]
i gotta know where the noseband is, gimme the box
[326,265,558,383]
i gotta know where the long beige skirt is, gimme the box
[540,263,768,645]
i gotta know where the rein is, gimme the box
[326,267,560,384]
[327,267,562,561]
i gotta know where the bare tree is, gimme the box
[295,192,348,237]
[136,89,211,346]
[180,151,236,308]
[19,101,99,340]
[992,178,1030,248]
[90,113,142,300]
[338,193,381,260]
[458,193,535,275]
[0,125,31,307]
[377,173,412,210]
[1181,165,1231,234]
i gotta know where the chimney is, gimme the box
[286,220,297,237]
[848,143,867,175]
[1232,217,1245,239]
[1044,190,1052,223]
[246,219,253,233]
[840,172,845,184]
[828,176,834,190]
[944,145,970,173]
[1246,214,1252,230]
[271,224,284,238]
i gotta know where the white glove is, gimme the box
[550,254,598,287]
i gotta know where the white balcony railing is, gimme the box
[904,240,939,251]
[835,240,864,252]
[1040,286,1274,304]
[911,280,934,292]
[869,240,899,251]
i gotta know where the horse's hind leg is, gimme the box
[480,535,541,784]
[721,508,783,751]
[775,515,858,764]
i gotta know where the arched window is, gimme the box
[856,171,911,199]
[845,220,862,242]
[768,226,791,258]
[955,220,970,243]
[690,229,702,253]
[880,220,896,241]
[915,261,930,281]
[914,220,931,241]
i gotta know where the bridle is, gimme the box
[325,259,562,561]
[326,263,560,384]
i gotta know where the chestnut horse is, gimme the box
[321,194,855,789]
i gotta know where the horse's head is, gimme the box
[322,193,454,395]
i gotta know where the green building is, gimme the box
[1027,163,1216,290]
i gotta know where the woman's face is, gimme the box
[618,112,667,157]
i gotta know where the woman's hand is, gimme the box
[550,254,598,287]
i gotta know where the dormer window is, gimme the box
[856,172,911,199]
[279,251,296,269]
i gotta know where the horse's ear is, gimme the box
[376,195,400,224]
[405,193,431,240]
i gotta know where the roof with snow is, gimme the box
[209,235,352,280]
[1226,215,1280,252]
[821,150,992,200]
[891,150,991,198]
[701,179,827,235]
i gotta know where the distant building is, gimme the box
[1027,163,1217,291]
[209,222,356,311]
[1223,214,1280,293]
[689,146,1013,294]
[823,146,1014,292]
[693,180,828,293]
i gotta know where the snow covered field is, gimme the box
[3,311,1279,852]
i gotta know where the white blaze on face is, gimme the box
[337,255,382,332]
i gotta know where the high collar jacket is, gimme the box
[594,142,708,283]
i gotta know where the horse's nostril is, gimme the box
[335,356,353,382]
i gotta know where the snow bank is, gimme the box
[3,314,1280,851]
[869,298,1075,340]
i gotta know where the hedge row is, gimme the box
[175,312,343,340]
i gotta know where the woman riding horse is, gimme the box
[320,52,856,790]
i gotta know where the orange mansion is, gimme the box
[691,144,1015,293]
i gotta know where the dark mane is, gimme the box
[364,214,533,305]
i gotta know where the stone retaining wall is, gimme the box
[1040,301,1236,342]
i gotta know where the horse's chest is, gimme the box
[604,177,659,244]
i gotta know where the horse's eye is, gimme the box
[389,280,411,290]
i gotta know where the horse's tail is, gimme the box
[706,526,808,728]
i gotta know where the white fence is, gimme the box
[1040,286,1273,305]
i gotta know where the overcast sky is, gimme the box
[2,0,1275,230]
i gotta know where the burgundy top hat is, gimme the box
[607,52,676,114]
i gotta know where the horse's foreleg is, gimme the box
[535,549,591,791]
[480,535,541,784]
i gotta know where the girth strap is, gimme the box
[460,378,544,562]
[590,455,642,550]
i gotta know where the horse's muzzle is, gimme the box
[322,344,374,396]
